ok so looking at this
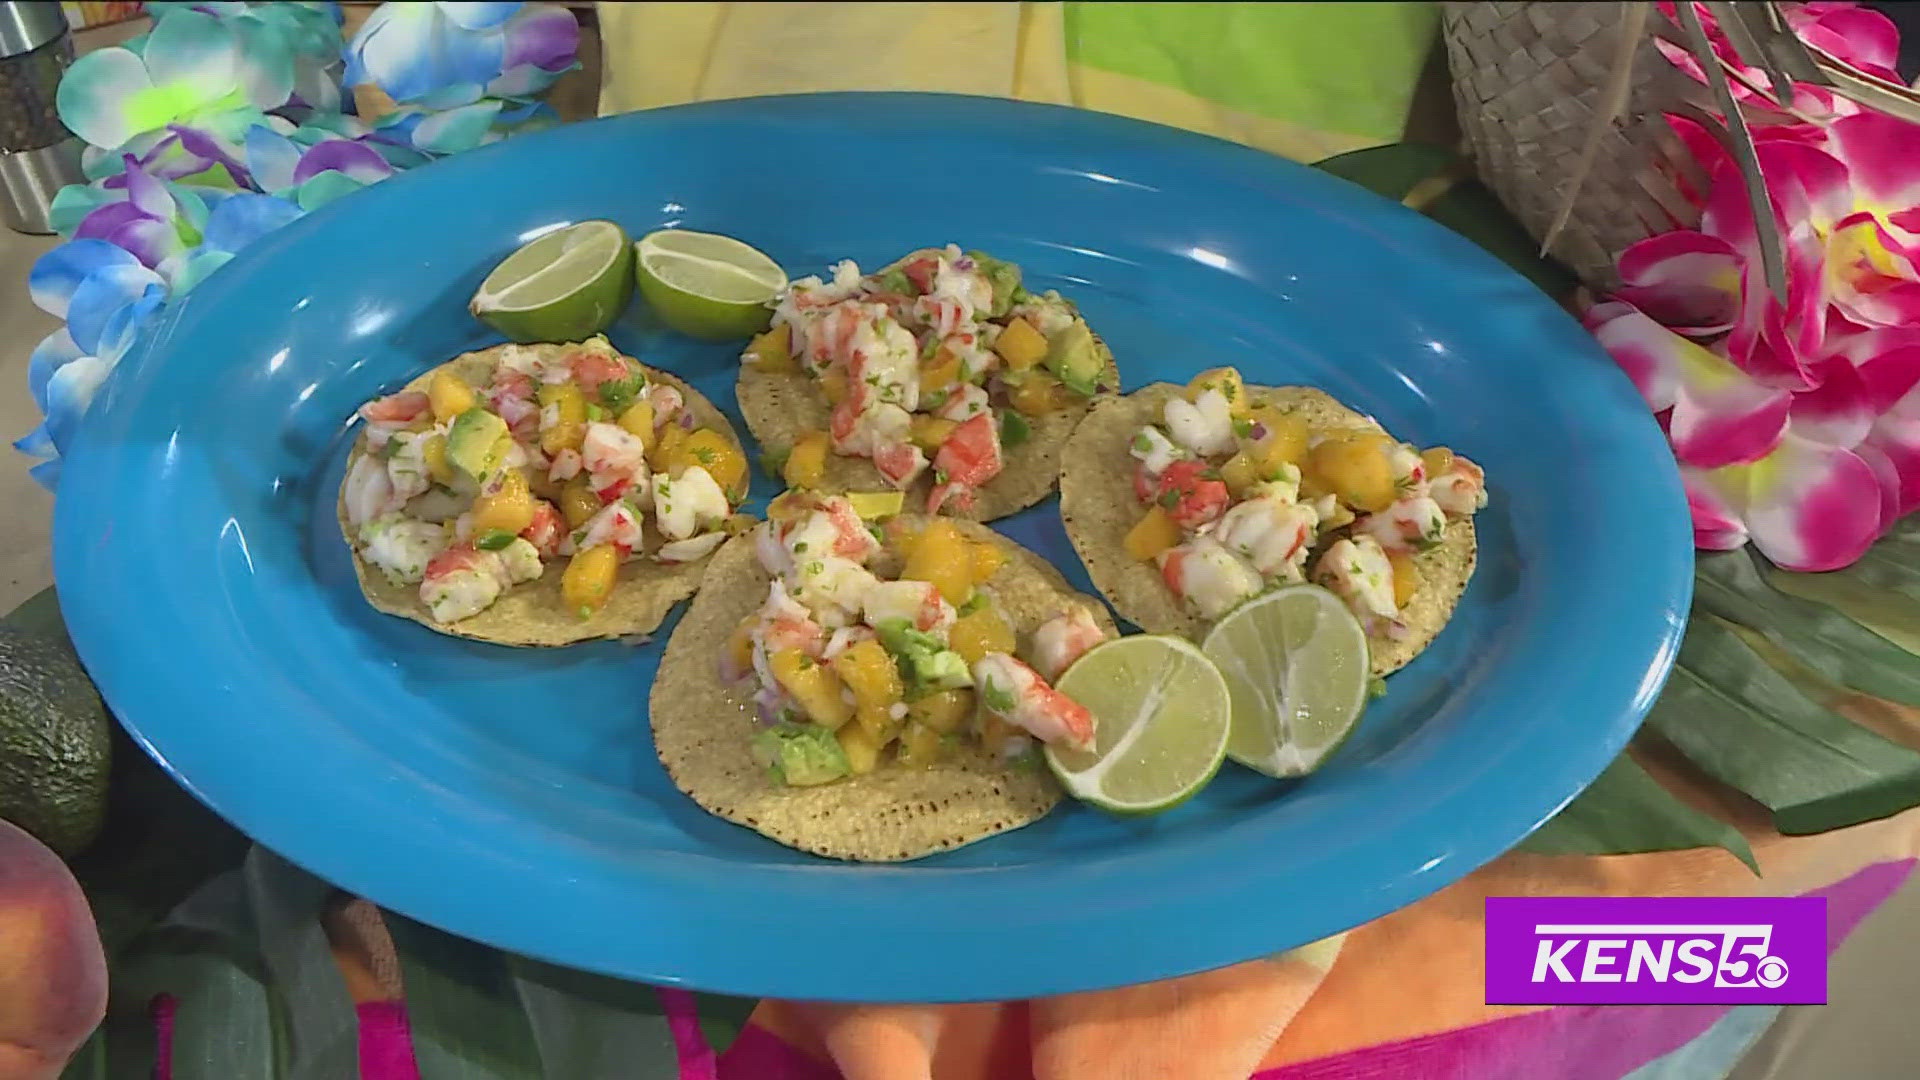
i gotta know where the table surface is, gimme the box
[4,13,1919,1079]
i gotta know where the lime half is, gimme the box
[1202,584,1371,779]
[635,229,786,341]
[471,220,634,343]
[1045,635,1231,814]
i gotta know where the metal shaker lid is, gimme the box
[0,2,70,58]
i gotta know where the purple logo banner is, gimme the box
[1485,897,1826,1005]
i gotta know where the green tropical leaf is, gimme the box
[1698,547,1920,707]
[1312,144,1580,297]
[386,914,545,1079]
[1647,615,1920,835]
[1766,517,1920,655]
[1518,751,1758,871]
[508,956,685,1077]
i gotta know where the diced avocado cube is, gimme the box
[446,407,510,480]
[750,722,851,786]
[1043,319,1101,397]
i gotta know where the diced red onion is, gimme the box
[678,410,696,430]
[1249,421,1268,441]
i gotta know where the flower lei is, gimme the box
[15,0,581,488]
[1585,1,1919,572]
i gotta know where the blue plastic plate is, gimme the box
[53,94,1692,1002]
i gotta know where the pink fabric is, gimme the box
[661,987,722,1080]
[151,994,177,1080]
[356,1002,422,1080]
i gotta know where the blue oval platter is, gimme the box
[52,93,1693,1002]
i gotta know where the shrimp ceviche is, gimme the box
[737,244,1117,519]
[338,336,751,642]
[717,492,1115,787]
[1059,371,1490,674]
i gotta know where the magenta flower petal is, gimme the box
[1583,299,1679,411]
[1826,211,1920,328]
[1669,365,1792,469]
[1740,433,1883,572]
[1828,323,1920,413]
[290,138,392,185]
[1853,438,1905,530]
[1789,353,1874,448]
[1681,465,1749,550]
[1860,413,1920,518]
[1826,111,1920,217]
[1614,231,1741,334]
[1787,4,1903,83]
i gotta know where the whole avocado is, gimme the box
[0,621,111,858]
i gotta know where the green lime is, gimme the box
[1045,635,1231,815]
[1202,584,1371,779]
[470,220,634,343]
[634,229,786,341]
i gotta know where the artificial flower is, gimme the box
[1584,3,1920,570]
[242,124,394,209]
[56,9,296,153]
[1653,1,1899,117]
[343,2,578,106]
[15,242,170,484]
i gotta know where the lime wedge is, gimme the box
[1202,584,1371,779]
[470,220,634,343]
[1045,635,1231,814]
[635,229,786,341]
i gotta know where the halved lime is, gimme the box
[635,229,786,341]
[470,220,634,343]
[1045,635,1231,815]
[1202,584,1371,779]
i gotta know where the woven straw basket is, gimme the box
[1442,2,1728,290]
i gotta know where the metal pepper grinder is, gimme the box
[0,1,87,235]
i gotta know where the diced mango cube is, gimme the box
[784,430,830,490]
[1124,506,1182,562]
[900,519,973,605]
[994,317,1048,371]
[907,689,975,734]
[836,723,884,775]
[1187,367,1248,417]
[746,323,795,372]
[770,649,853,730]
[429,368,478,423]
[950,606,1015,666]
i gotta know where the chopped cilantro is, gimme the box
[694,446,717,465]
[1232,419,1254,438]
[1157,489,1180,510]
[957,591,989,616]
[598,373,646,415]
[794,541,809,553]
[475,528,516,551]
[920,336,941,360]
[1131,432,1152,454]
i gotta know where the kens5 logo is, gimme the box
[1484,897,1826,1005]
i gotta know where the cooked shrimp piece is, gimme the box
[1030,606,1111,683]
[1354,495,1447,554]
[1314,535,1400,631]
[972,653,1096,752]
[344,452,396,526]
[1430,455,1487,519]
[1164,388,1235,457]
[1157,536,1262,620]
[653,465,729,541]
[863,579,957,637]
[419,545,501,623]
[358,513,448,586]
[1213,495,1318,580]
